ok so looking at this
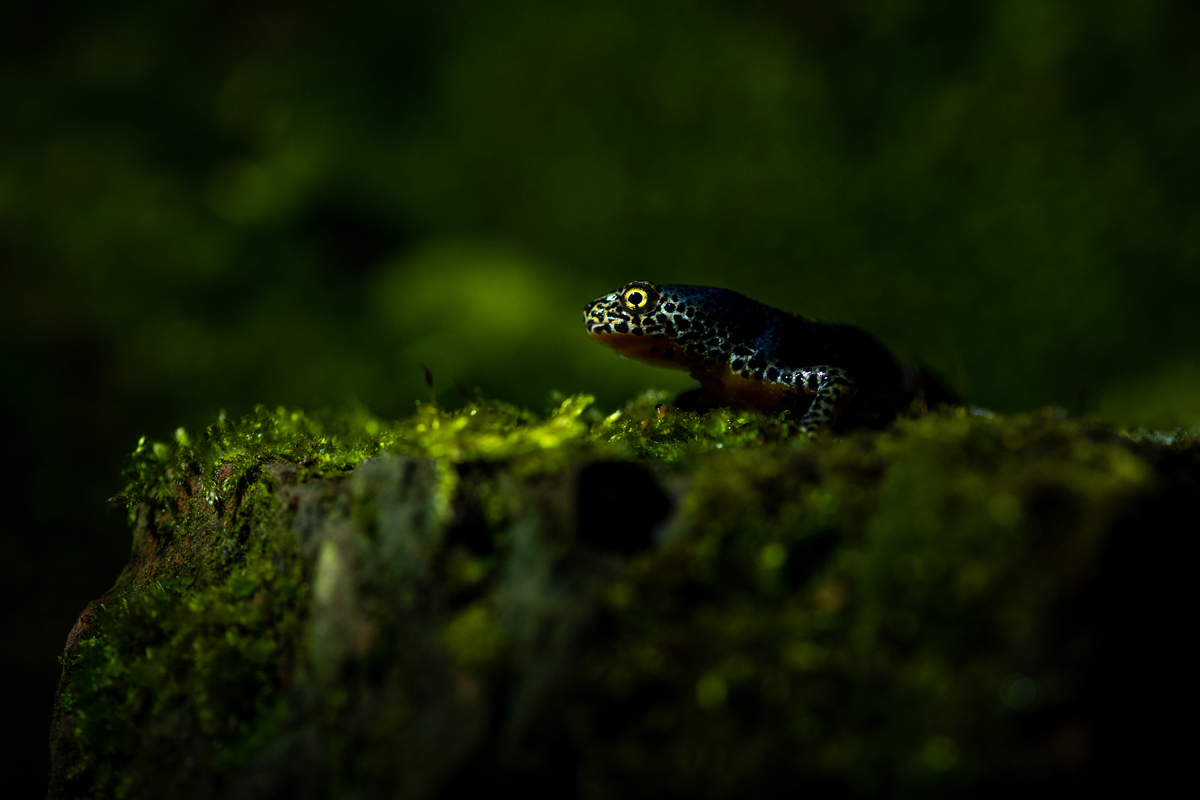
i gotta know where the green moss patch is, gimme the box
[49,396,1196,798]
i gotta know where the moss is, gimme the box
[49,395,1197,798]
[570,410,1154,796]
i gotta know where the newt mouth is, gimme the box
[583,302,633,335]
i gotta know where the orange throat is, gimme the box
[588,331,690,372]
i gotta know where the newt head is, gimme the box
[584,280,691,371]
[583,280,662,338]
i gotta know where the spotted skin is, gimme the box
[584,281,914,434]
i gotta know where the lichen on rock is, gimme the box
[48,396,1197,798]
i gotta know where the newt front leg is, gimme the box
[791,366,856,434]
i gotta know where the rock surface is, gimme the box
[47,398,1195,798]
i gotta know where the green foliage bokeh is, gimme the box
[5,0,1199,423]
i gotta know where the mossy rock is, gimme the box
[47,396,1195,798]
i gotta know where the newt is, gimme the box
[584,280,946,433]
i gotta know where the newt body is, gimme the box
[584,281,927,433]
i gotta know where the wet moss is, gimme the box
[48,396,1197,798]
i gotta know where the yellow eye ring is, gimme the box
[623,287,649,309]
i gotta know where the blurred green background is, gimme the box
[3,0,1198,792]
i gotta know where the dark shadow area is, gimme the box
[575,462,673,555]
[976,443,1198,798]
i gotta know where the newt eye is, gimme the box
[623,288,649,310]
